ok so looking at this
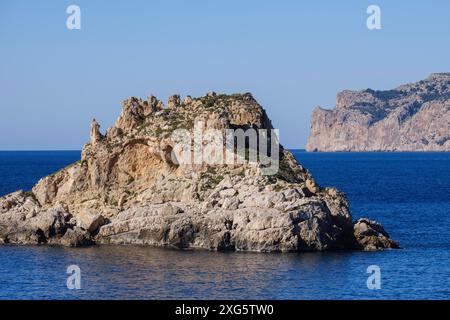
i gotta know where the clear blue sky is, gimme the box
[1,0,449,150]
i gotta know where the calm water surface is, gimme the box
[0,151,449,299]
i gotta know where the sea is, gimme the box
[0,150,449,299]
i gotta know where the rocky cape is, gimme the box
[306,73,450,152]
[0,92,398,252]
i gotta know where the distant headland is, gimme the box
[307,73,450,152]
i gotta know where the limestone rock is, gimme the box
[146,94,163,114]
[183,95,193,105]
[76,211,105,233]
[353,218,399,251]
[306,73,450,151]
[167,94,181,108]
[90,119,103,146]
[61,227,93,247]
[0,92,398,252]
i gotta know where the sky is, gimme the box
[0,0,449,150]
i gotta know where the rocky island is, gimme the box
[307,73,450,152]
[0,92,398,251]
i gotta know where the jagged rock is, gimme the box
[305,178,318,194]
[306,73,450,151]
[146,94,163,114]
[0,92,398,251]
[219,188,237,198]
[90,119,103,145]
[115,97,146,132]
[106,126,122,140]
[76,211,105,233]
[167,94,181,108]
[353,218,399,250]
[0,193,82,245]
[183,95,193,105]
[61,226,92,247]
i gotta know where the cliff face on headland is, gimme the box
[0,93,398,251]
[306,73,450,152]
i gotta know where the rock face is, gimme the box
[0,93,398,251]
[306,73,450,151]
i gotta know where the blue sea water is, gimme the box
[0,150,449,300]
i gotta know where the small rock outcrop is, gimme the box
[353,218,398,251]
[0,93,398,251]
[306,73,450,151]
[90,119,103,146]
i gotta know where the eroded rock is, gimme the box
[0,92,398,252]
[353,218,399,251]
